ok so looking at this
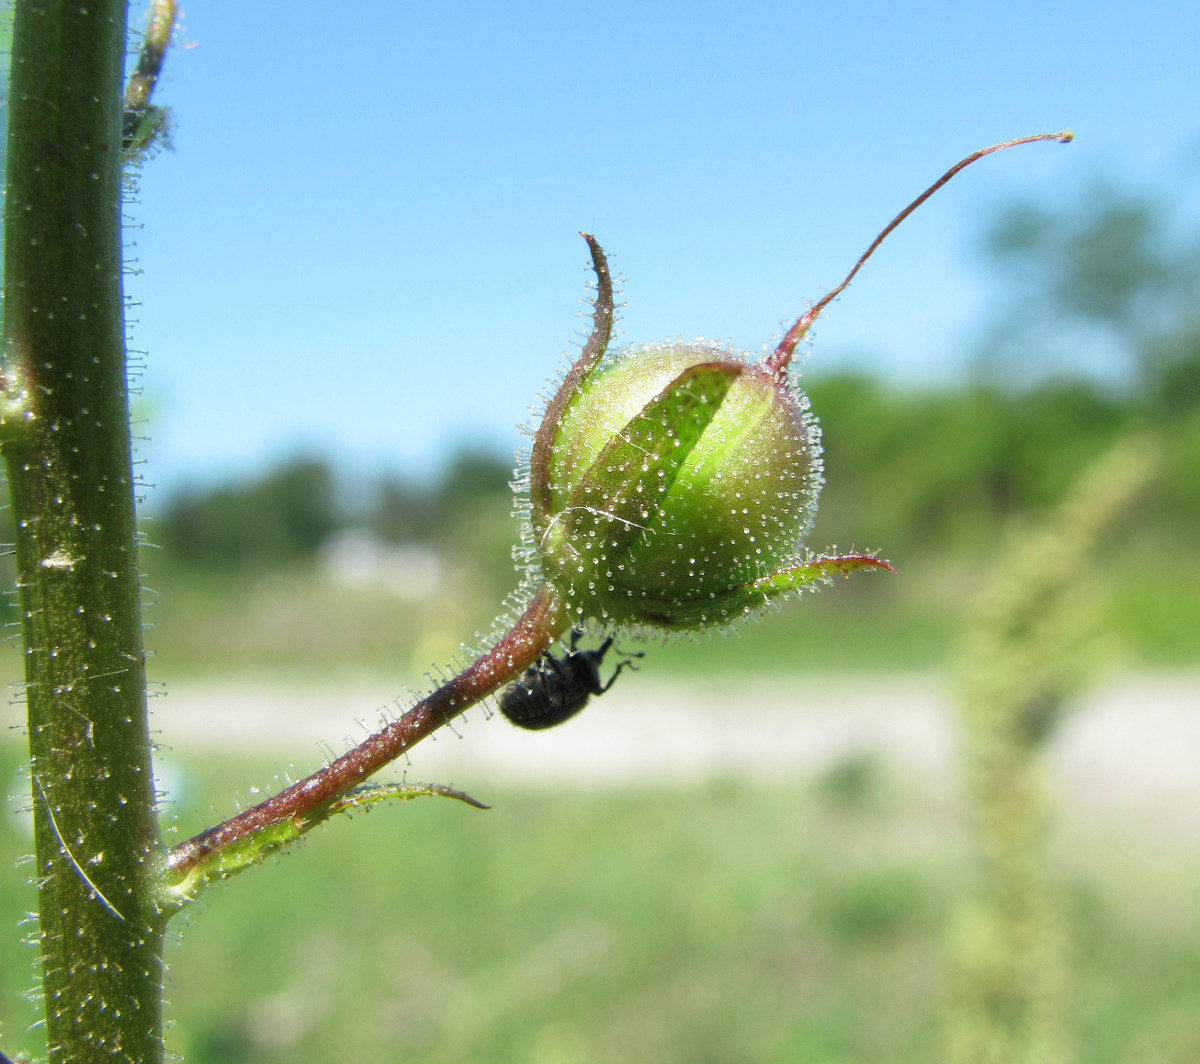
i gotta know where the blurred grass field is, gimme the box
[6,743,1200,1063]
[115,535,1198,690]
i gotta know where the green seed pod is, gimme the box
[535,336,828,629]
[524,236,887,633]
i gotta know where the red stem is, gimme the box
[167,586,568,877]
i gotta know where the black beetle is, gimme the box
[498,629,641,731]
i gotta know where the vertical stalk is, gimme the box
[3,2,164,1062]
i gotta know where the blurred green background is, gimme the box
[5,755,1200,1063]
[4,143,1200,1064]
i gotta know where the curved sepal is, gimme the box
[611,551,894,629]
[747,552,897,596]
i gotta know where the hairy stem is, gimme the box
[3,2,165,1061]
[122,0,176,156]
[122,0,175,115]
[167,585,568,882]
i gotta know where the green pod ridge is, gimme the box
[558,360,744,557]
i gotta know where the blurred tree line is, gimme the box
[147,175,1199,577]
[151,451,514,570]
[146,377,1145,571]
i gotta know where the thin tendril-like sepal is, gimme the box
[748,552,898,595]
[767,131,1075,374]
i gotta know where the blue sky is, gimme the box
[125,0,1200,498]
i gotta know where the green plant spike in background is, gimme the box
[944,435,1158,1064]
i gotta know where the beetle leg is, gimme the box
[598,651,644,693]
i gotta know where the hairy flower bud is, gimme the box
[537,338,828,628]
[524,237,888,632]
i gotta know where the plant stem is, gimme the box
[122,0,176,157]
[122,0,176,116]
[167,585,568,881]
[2,2,165,1061]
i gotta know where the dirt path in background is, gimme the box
[141,671,1200,842]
